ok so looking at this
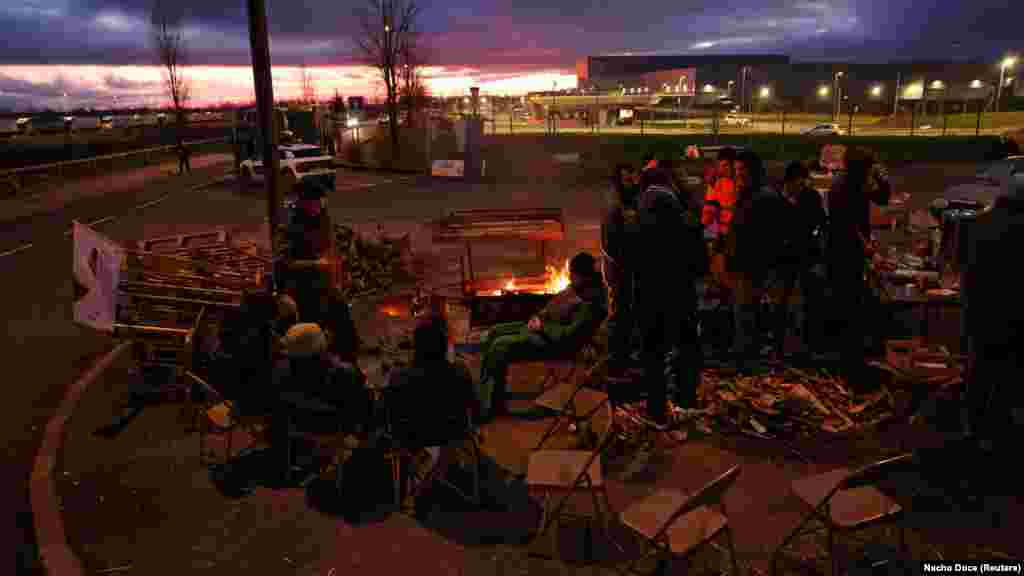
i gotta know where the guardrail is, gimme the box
[0,137,229,196]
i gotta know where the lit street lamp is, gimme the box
[997,55,1017,112]
[759,86,771,99]
[833,71,844,121]
[818,85,830,98]
[870,84,883,98]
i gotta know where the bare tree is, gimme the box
[300,63,317,105]
[398,36,428,127]
[353,0,420,161]
[150,0,191,146]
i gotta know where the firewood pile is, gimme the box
[697,367,896,438]
[335,224,420,299]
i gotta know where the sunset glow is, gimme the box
[0,64,577,110]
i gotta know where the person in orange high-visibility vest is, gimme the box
[701,147,738,236]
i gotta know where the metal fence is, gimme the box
[479,111,1021,138]
[1,137,229,197]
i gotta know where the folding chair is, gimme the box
[526,403,618,561]
[385,376,481,513]
[533,357,610,450]
[535,337,600,395]
[772,453,914,576]
[401,405,482,512]
[616,465,742,576]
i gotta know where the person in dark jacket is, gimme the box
[634,167,707,421]
[963,173,1024,453]
[603,164,642,371]
[773,161,827,359]
[826,146,891,380]
[478,252,608,420]
[726,149,782,373]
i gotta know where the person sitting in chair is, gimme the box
[478,252,608,420]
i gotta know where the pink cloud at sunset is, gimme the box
[0,64,577,110]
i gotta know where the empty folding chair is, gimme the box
[616,465,742,576]
[526,402,617,561]
[772,453,914,576]
[533,357,610,450]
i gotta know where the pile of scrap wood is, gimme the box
[335,224,419,299]
[612,401,706,448]
[697,367,895,437]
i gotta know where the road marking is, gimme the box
[31,341,131,576]
[0,243,34,258]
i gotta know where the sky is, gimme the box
[0,0,1020,110]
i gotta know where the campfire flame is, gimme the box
[543,259,571,294]
[483,259,571,296]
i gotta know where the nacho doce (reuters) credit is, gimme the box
[920,561,1022,574]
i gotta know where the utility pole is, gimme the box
[894,72,901,116]
[247,0,280,272]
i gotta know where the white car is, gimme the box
[723,114,751,127]
[239,144,336,190]
[942,156,1024,205]
[802,123,845,136]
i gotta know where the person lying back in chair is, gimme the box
[478,252,608,421]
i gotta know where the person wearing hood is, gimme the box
[634,167,707,422]
[478,252,608,420]
[962,172,1024,453]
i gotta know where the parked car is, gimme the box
[942,155,1024,205]
[802,123,845,136]
[723,114,751,127]
[239,144,335,191]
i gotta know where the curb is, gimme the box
[31,341,132,576]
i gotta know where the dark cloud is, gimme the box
[0,0,1020,70]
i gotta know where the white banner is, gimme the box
[431,159,465,178]
[72,221,122,333]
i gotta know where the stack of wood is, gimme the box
[334,224,419,299]
[698,367,895,437]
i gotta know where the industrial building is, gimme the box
[527,53,1012,124]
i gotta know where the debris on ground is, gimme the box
[697,367,896,437]
[335,224,420,299]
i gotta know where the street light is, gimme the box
[930,80,945,90]
[818,85,830,98]
[834,72,844,120]
[970,79,984,89]
[703,83,715,93]
[759,86,770,98]
[870,84,883,98]
[997,55,1017,112]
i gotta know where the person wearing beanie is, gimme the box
[477,252,608,419]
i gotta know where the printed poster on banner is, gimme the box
[431,159,465,178]
[820,144,847,172]
[72,221,122,333]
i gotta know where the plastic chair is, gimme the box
[616,465,742,576]
[526,402,618,562]
[771,453,914,576]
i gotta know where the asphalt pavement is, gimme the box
[4,158,233,575]
[7,158,1000,574]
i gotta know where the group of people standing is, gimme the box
[601,144,892,424]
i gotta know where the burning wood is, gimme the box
[477,259,571,296]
